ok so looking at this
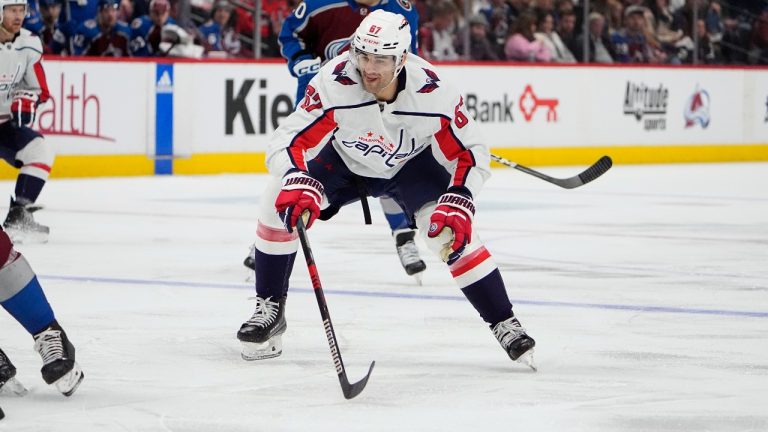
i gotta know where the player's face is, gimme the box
[41,4,62,22]
[98,5,118,27]
[354,49,397,95]
[1,5,26,34]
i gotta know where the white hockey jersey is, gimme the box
[266,53,491,198]
[0,29,50,125]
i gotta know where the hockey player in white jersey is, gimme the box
[0,0,56,242]
[237,10,536,369]
[0,0,84,397]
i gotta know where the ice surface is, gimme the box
[1,163,766,431]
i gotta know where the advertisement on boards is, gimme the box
[172,63,294,155]
[38,61,153,155]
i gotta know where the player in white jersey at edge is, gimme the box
[0,0,84,399]
[237,9,536,369]
[0,0,55,243]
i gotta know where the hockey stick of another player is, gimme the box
[296,217,375,400]
[491,154,613,189]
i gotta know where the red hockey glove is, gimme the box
[10,90,39,128]
[427,188,475,264]
[275,170,324,233]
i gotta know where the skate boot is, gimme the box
[33,321,85,396]
[0,348,28,396]
[237,295,287,360]
[3,198,49,243]
[394,229,426,283]
[492,315,537,371]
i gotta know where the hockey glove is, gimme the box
[10,90,39,128]
[427,187,475,265]
[275,170,324,233]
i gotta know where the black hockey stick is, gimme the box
[491,154,613,189]
[296,218,375,400]
[0,405,4,420]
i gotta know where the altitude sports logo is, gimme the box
[623,81,668,131]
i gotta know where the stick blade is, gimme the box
[577,156,613,186]
[341,361,375,400]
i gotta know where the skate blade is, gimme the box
[241,338,282,361]
[54,364,84,397]
[6,228,49,244]
[516,349,537,372]
[0,377,29,396]
[412,272,423,286]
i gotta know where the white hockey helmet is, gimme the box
[0,0,27,25]
[349,9,411,76]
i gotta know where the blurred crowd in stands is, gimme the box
[20,0,768,64]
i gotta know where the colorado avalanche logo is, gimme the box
[684,85,710,129]
[417,68,440,93]
[324,38,352,61]
[332,61,357,85]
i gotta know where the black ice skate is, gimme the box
[237,295,287,360]
[492,315,537,371]
[0,348,27,396]
[3,198,49,243]
[33,321,84,396]
[394,229,426,283]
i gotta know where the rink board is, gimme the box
[1,59,766,178]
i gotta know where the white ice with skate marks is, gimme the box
[0,163,767,431]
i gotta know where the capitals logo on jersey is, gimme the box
[417,68,440,93]
[332,61,356,85]
[684,85,710,129]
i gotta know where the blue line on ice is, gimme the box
[41,274,768,319]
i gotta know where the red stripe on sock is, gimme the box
[449,247,491,278]
[25,163,51,173]
[257,222,297,242]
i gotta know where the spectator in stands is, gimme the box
[720,14,750,64]
[507,0,531,23]
[532,0,554,15]
[455,13,500,60]
[604,0,623,33]
[72,0,132,56]
[574,12,615,63]
[535,11,576,62]
[197,0,240,57]
[750,7,768,64]
[556,10,578,56]
[130,0,175,56]
[28,0,74,54]
[420,0,460,61]
[648,0,684,46]
[64,0,99,28]
[480,0,512,51]
[505,11,551,61]
[694,18,719,63]
[231,0,280,57]
[705,1,723,42]
[611,5,659,63]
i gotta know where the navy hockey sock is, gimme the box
[1,276,55,335]
[254,249,296,298]
[14,174,46,204]
[460,269,514,325]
